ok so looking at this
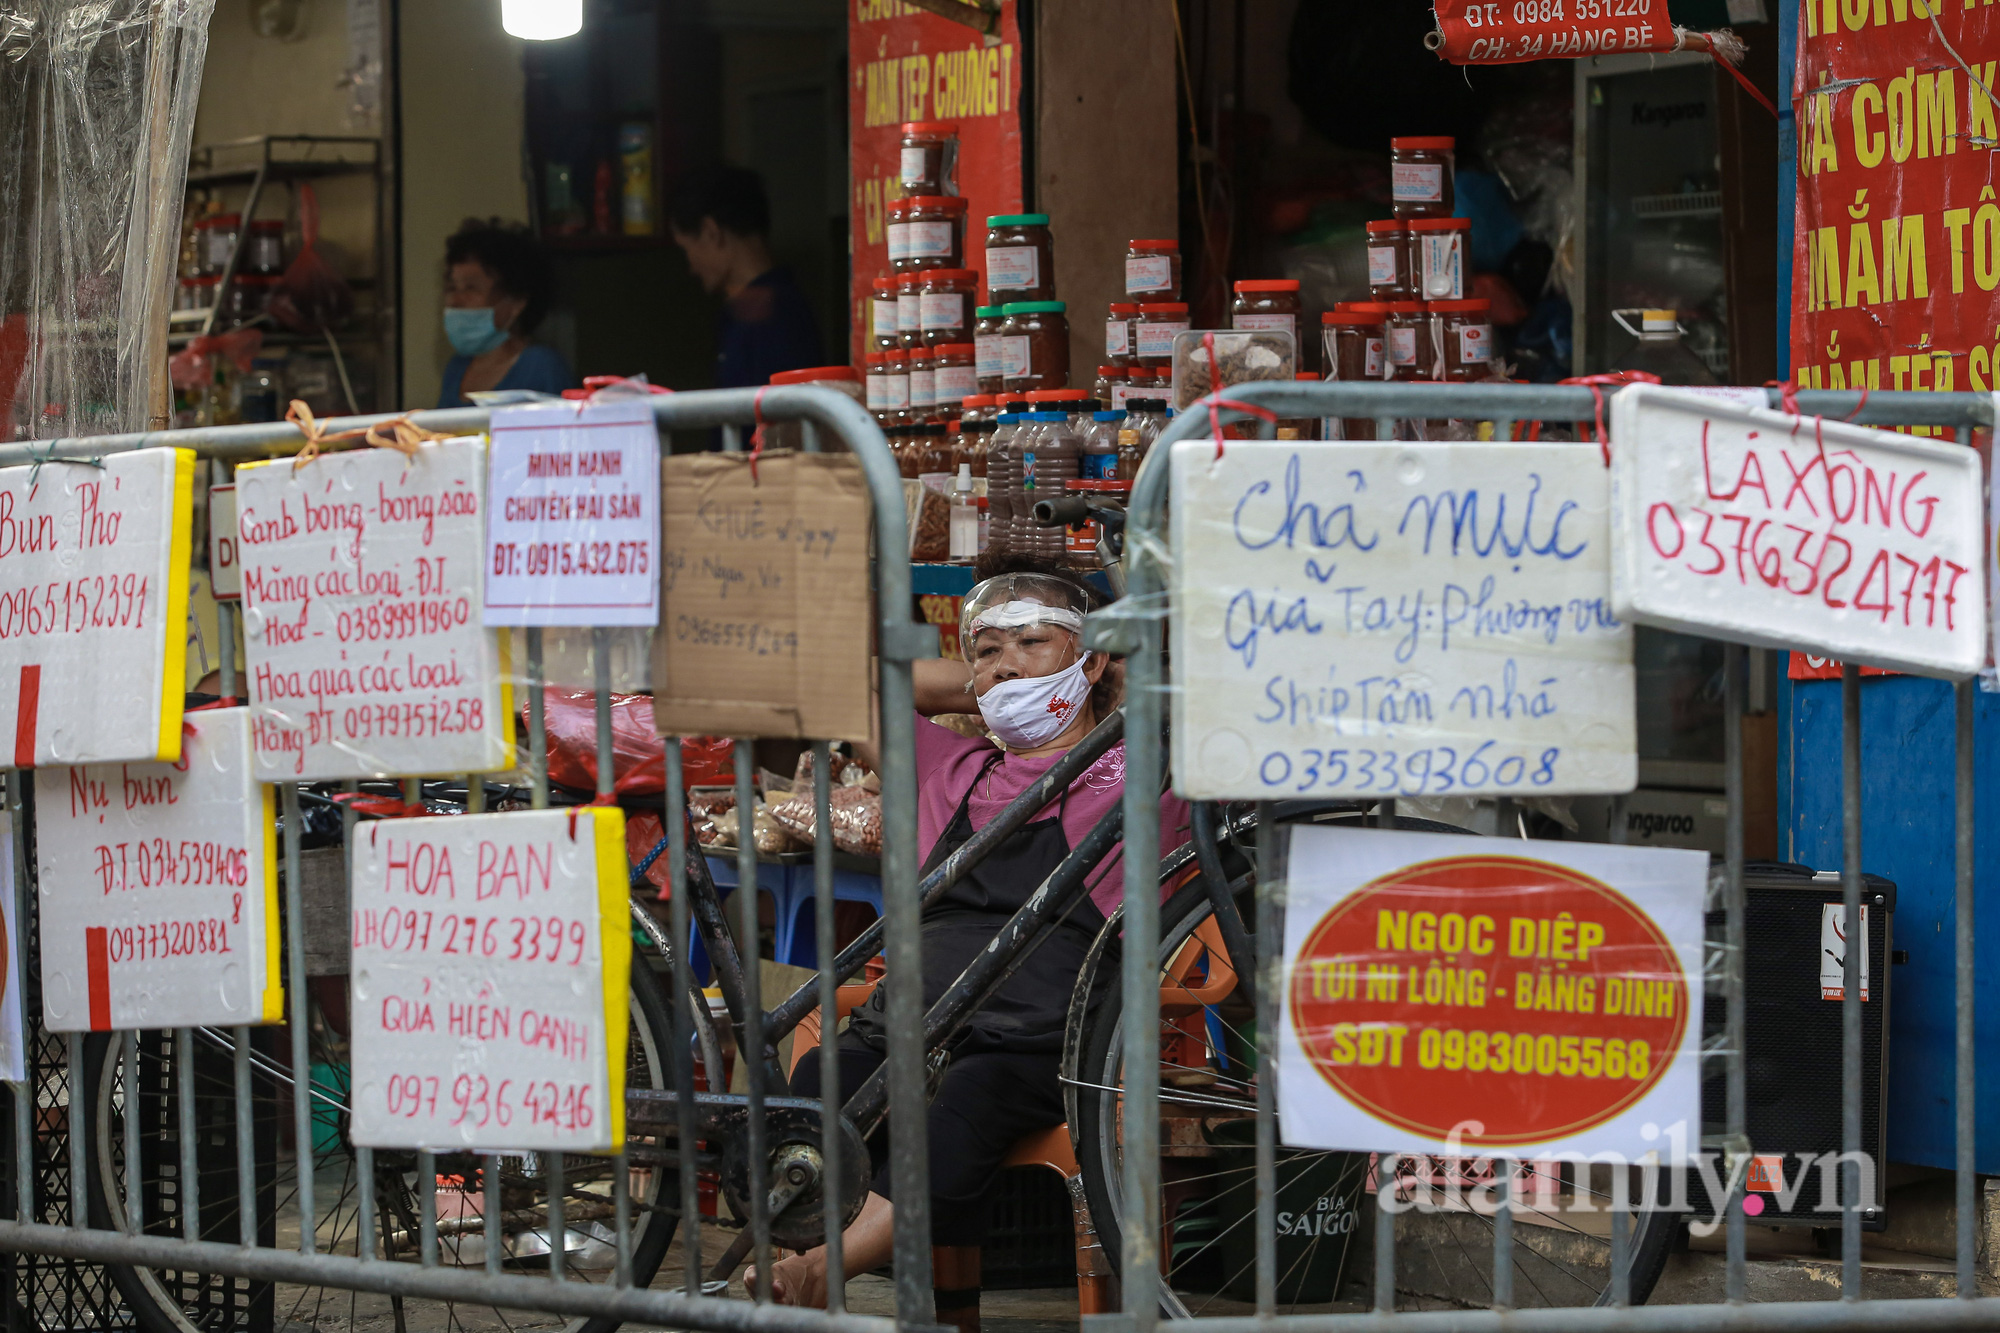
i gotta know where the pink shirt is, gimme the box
[913,716,1193,920]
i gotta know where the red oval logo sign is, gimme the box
[1289,854,1690,1148]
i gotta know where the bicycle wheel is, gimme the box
[83,951,693,1333]
[1065,814,1681,1316]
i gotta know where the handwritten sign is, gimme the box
[235,441,514,780]
[484,399,660,627]
[652,452,873,740]
[210,482,240,602]
[347,807,629,1152]
[1279,826,1705,1159]
[1169,440,1635,801]
[0,449,195,767]
[33,707,281,1031]
[1609,384,1986,676]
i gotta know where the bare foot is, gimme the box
[745,1249,829,1308]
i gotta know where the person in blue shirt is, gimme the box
[435,220,574,408]
[668,166,821,388]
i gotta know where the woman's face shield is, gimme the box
[959,575,1091,697]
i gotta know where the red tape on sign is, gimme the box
[13,664,38,770]
[85,927,110,1031]
[1430,1,1673,64]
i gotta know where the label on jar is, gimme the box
[886,220,911,264]
[866,372,888,411]
[1365,336,1386,378]
[1391,161,1445,203]
[1082,451,1120,481]
[920,291,965,331]
[1420,234,1464,300]
[1067,521,1097,563]
[872,298,899,340]
[1367,244,1400,286]
[1126,255,1174,294]
[1105,319,1130,357]
[885,372,911,411]
[1020,451,1039,493]
[936,363,977,402]
[899,145,929,189]
[1111,383,1132,410]
[909,367,936,408]
[1134,319,1190,359]
[976,333,1003,379]
[998,335,1032,380]
[897,293,922,333]
[1388,326,1418,368]
[1234,313,1297,343]
[987,245,1040,291]
[906,220,956,259]
[1457,322,1493,367]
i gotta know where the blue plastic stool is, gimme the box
[773,867,884,967]
[689,856,787,982]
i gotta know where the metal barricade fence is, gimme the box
[1089,380,1993,1333]
[0,385,939,1333]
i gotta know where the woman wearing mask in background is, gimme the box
[749,560,1191,1326]
[435,219,573,407]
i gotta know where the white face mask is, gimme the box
[976,654,1094,749]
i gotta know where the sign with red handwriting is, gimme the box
[210,482,240,602]
[0,449,195,767]
[32,708,281,1031]
[1609,384,1985,677]
[1429,0,1672,64]
[346,807,630,1153]
[483,399,659,628]
[235,441,514,780]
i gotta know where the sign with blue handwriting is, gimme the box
[1169,440,1636,801]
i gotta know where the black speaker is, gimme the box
[1689,862,1894,1229]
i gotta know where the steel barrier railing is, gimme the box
[0,385,939,1333]
[1089,380,1990,1333]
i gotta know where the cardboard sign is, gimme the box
[0,823,24,1081]
[1610,384,1985,676]
[484,400,660,628]
[235,441,514,781]
[33,708,281,1031]
[0,449,195,767]
[210,482,240,602]
[347,808,630,1153]
[1169,439,1635,801]
[653,452,873,741]
[1279,825,1706,1160]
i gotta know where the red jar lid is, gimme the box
[1391,136,1455,150]
[1108,302,1140,315]
[1127,366,1157,379]
[886,198,910,217]
[865,354,884,367]
[197,213,241,229]
[1365,219,1408,234]
[1234,279,1301,293]
[1097,365,1122,376]
[872,277,896,295]
[962,394,995,406]
[770,365,860,384]
[1383,301,1428,313]
[1295,372,1320,380]
[907,195,969,212]
[1100,481,1133,494]
[1342,301,1392,313]
[1045,389,1091,400]
[1138,302,1189,314]
[1129,239,1179,252]
[899,121,959,135]
[1065,479,1098,493]
[1408,217,1472,232]
[897,273,922,289]
[881,348,908,363]
[1322,311,1382,325]
[997,393,1031,406]
[920,269,978,283]
[1427,298,1492,313]
[947,420,962,433]
[1024,390,1062,402]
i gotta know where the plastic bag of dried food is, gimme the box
[910,478,952,562]
[768,785,883,856]
[1171,329,1296,410]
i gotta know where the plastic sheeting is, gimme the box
[0,0,216,440]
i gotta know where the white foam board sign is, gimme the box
[0,449,195,767]
[235,441,514,781]
[209,482,241,602]
[484,399,660,627]
[347,807,630,1153]
[1170,439,1635,800]
[33,707,281,1031]
[0,823,24,1080]
[1610,383,1985,676]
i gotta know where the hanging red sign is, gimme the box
[1427,0,1673,64]
[1790,3,2000,421]
[849,1,1025,365]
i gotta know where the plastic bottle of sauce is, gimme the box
[984,214,1055,302]
[920,269,976,346]
[1082,410,1124,479]
[933,342,977,409]
[885,198,912,271]
[999,301,1069,393]
[907,346,936,420]
[1094,363,1126,408]
[1409,217,1470,301]
[900,196,968,273]
[1135,303,1190,369]
[1232,279,1306,370]
[974,305,1007,393]
[870,276,900,351]
[1105,302,1140,365]
[1020,412,1080,561]
[985,407,1023,556]
[1125,239,1181,300]
[1390,136,1455,219]
[1366,220,1413,301]
[899,121,959,197]
[1382,303,1432,381]
[1430,298,1494,381]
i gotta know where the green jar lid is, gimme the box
[1001,301,1066,314]
[987,213,1050,227]
[975,305,1006,318]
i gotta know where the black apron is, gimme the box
[850,751,1107,1055]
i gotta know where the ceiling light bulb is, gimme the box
[501,0,581,40]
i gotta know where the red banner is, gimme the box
[1790,3,2000,422]
[849,0,1025,365]
[1429,0,1672,64]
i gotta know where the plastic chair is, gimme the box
[690,855,786,983]
[772,866,885,967]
